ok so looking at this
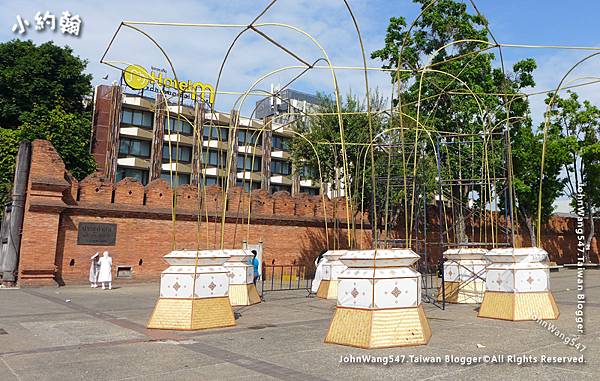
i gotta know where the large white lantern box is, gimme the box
[478,247,559,321]
[224,249,260,306]
[325,249,431,349]
[316,250,347,299]
[147,250,236,330]
[438,248,488,304]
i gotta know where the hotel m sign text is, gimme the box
[123,64,215,104]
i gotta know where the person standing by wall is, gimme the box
[89,252,100,288]
[250,250,260,285]
[97,251,113,290]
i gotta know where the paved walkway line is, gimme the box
[182,341,328,381]
[15,290,329,380]
[21,289,179,341]
[0,338,150,357]
[0,357,22,380]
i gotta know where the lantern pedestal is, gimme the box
[438,248,488,304]
[478,247,559,321]
[325,249,431,348]
[147,250,235,330]
[316,250,347,300]
[224,249,260,306]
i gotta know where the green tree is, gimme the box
[289,92,387,244]
[0,39,95,204]
[0,40,92,129]
[19,105,96,179]
[547,91,600,261]
[371,0,538,245]
[511,117,573,245]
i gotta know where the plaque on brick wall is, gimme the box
[77,222,117,245]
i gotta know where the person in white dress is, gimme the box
[311,250,327,294]
[89,253,100,288]
[97,251,113,290]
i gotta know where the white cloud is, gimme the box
[0,0,409,115]
[525,48,600,126]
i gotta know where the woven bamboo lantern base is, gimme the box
[316,250,347,300]
[316,280,337,299]
[148,297,235,330]
[326,304,431,348]
[439,280,486,304]
[224,249,261,307]
[229,284,261,306]
[438,248,489,304]
[478,291,559,320]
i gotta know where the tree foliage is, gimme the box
[370,0,551,244]
[290,92,387,200]
[511,114,573,244]
[0,39,95,205]
[545,91,600,258]
[0,39,92,130]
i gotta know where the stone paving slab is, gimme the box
[0,271,597,380]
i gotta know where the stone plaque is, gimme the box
[77,222,117,245]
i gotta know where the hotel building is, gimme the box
[90,84,321,196]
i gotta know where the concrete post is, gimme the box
[1,141,31,284]
[0,204,12,275]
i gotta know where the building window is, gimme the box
[202,125,228,141]
[162,145,192,163]
[237,130,262,146]
[121,108,153,129]
[237,156,261,172]
[160,171,190,187]
[236,179,261,192]
[119,138,151,158]
[164,117,193,135]
[270,183,291,194]
[298,165,317,180]
[272,135,290,151]
[300,186,320,196]
[203,176,219,186]
[202,149,227,168]
[271,159,291,176]
[116,167,149,185]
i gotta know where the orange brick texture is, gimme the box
[15,140,600,286]
[17,140,371,286]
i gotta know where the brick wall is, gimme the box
[16,140,599,286]
[17,140,367,286]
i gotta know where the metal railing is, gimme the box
[260,264,313,298]
[417,259,445,310]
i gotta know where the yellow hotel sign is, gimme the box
[123,64,215,104]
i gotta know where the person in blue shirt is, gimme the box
[250,250,260,284]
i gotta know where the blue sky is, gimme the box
[2,1,599,117]
[2,0,598,212]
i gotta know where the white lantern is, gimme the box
[325,249,431,348]
[440,248,489,304]
[224,249,260,306]
[315,250,347,299]
[479,247,559,321]
[147,250,235,330]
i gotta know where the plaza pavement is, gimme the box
[0,270,598,380]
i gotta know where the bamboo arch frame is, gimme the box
[99,0,600,259]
